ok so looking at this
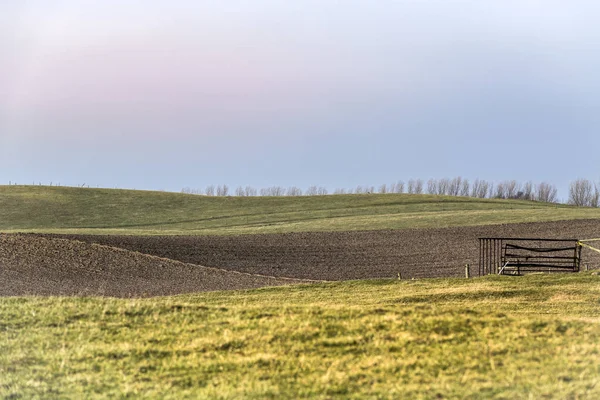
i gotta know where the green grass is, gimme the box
[3,187,599,398]
[1,185,600,235]
[2,273,599,399]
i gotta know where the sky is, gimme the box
[1,0,599,199]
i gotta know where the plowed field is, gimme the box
[44,219,600,281]
[0,235,308,297]
[3,220,598,297]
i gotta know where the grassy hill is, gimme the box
[1,185,600,235]
[2,186,600,398]
[2,273,599,399]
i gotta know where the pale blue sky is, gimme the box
[1,1,599,199]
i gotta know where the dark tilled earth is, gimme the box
[44,219,600,281]
[0,235,308,298]
[3,220,599,297]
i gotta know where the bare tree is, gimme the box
[592,182,600,208]
[414,179,424,194]
[379,184,388,194]
[245,186,257,196]
[286,186,303,196]
[437,178,450,195]
[334,188,347,195]
[216,184,229,196]
[427,179,437,195]
[569,179,594,206]
[306,186,318,196]
[505,180,520,199]
[471,179,490,198]
[536,182,557,203]
[398,181,406,193]
[448,177,462,196]
[205,185,215,196]
[407,179,415,194]
[494,183,504,199]
[495,182,507,199]
[235,186,245,196]
[317,186,328,195]
[390,181,405,193]
[522,181,534,201]
[460,179,470,197]
[470,179,481,198]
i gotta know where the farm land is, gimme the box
[1,185,600,398]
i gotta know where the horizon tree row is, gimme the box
[181,177,600,205]
[5,178,597,206]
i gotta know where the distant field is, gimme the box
[1,186,600,235]
[2,273,599,399]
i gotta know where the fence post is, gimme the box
[465,264,470,279]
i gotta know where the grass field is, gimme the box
[2,185,600,235]
[2,185,600,398]
[2,273,599,399]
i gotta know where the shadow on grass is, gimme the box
[390,289,545,304]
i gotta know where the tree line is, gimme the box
[4,178,597,206]
[180,177,600,206]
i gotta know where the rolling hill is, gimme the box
[1,185,600,235]
[2,185,600,398]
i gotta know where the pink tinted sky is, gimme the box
[1,1,600,196]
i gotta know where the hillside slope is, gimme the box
[0,234,307,297]
[1,185,600,235]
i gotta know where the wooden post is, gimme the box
[465,264,470,279]
[397,272,402,280]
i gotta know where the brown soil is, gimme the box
[0,235,308,298]
[43,219,600,281]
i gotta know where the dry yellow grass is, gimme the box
[2,273,600,399]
